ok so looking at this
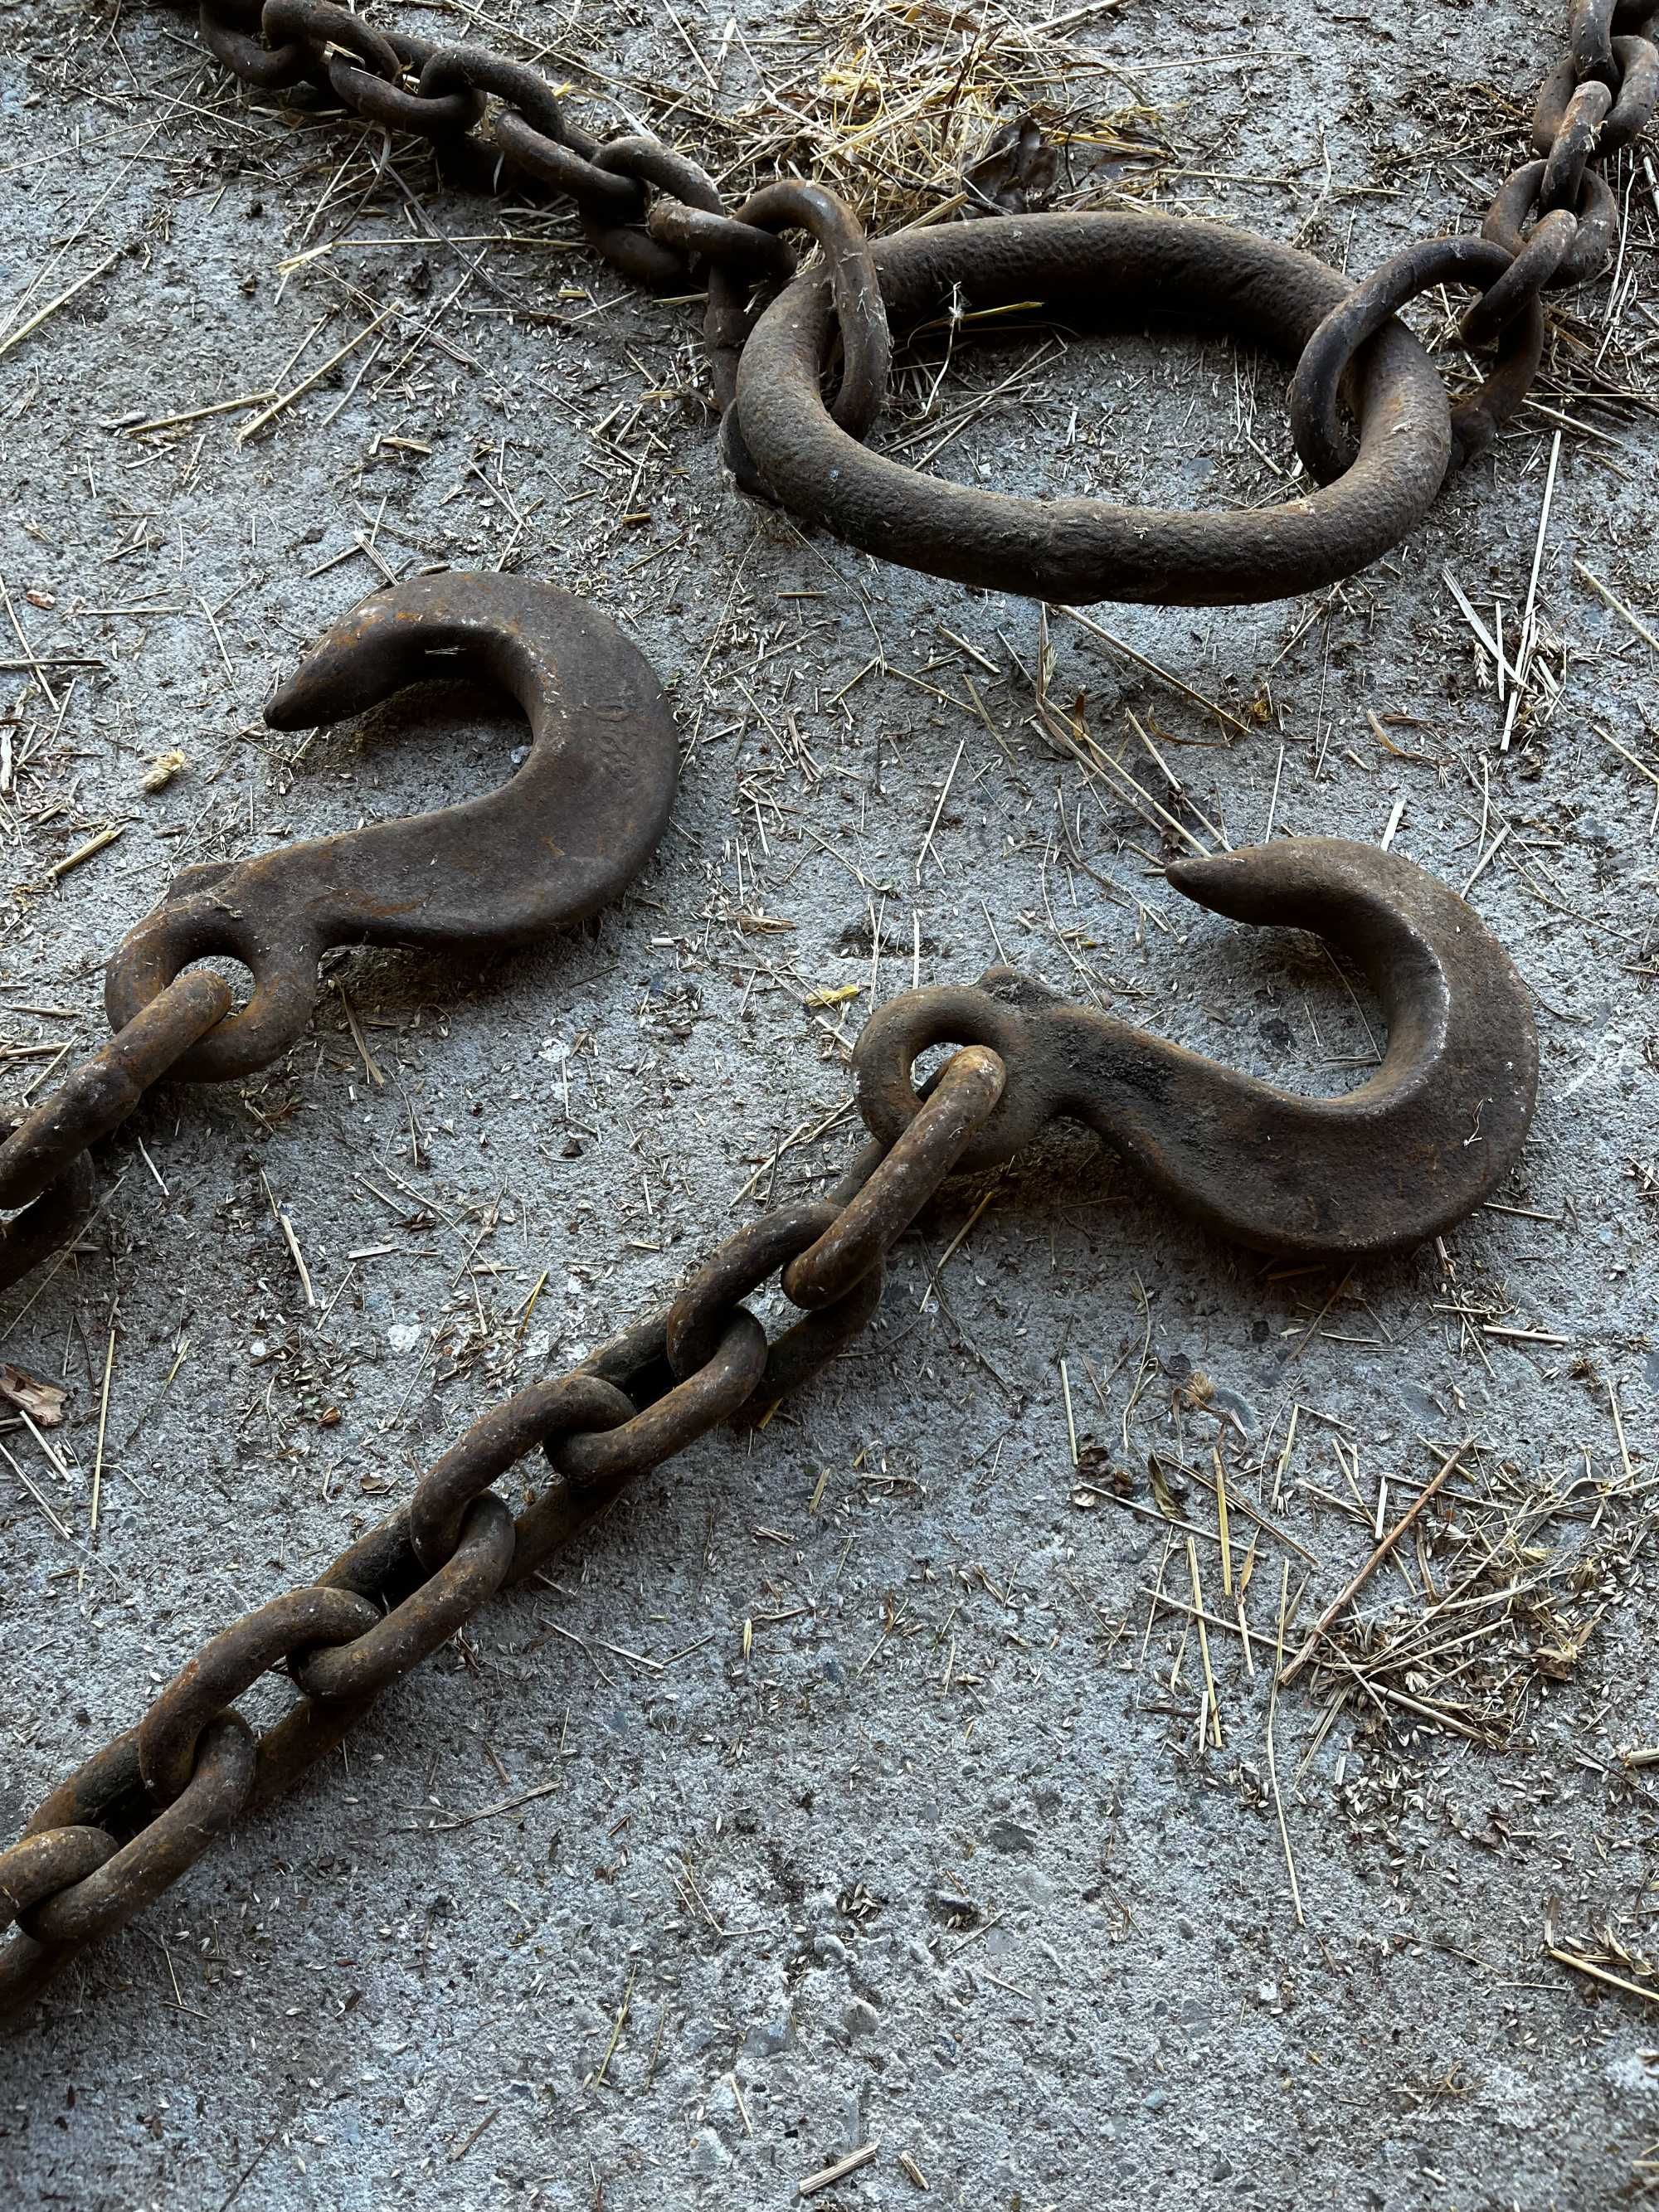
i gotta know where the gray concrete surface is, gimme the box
[2,0,1657,2206]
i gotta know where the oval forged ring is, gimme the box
[666,1200,841,1378]
[1289,234,1546,481]
[0,1828,119,1933]
[200,0,310,89]
[1484,160,1619,286]
[19,1714,256,1948]
[733,213,1452,606]
[137,1585,382,1805]
[409,1370,638,1569]
[290,1495,517,1702]
[549,1310,768,1489]
[849,985,1046,1175]
[1539,76,1613,210]
[783,1047,1006,1312]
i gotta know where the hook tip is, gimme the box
[261,673,314,732]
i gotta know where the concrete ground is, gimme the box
[1,0,1657,2206]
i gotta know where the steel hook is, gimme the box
[852,838,1539,1260]
[105,572,679,1084]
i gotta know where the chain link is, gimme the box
[1485,0,1657,284]
[0,1044,1005,2020]
[0,970,233,1294]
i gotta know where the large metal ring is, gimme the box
[731,213,1452,607]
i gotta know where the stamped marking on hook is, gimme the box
[852,838,1539,1261]
[105,572,679,1084]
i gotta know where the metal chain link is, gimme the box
[0,970,235,1295]
[1291,0,1657,483]
[0,1047,1005,2020]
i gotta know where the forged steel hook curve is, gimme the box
[852,838,1539,1261]
[105,572,679,1084]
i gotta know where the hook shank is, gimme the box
[105,573,679,1083]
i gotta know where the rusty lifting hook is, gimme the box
[105,571,681,1085]
[850,839,1540,1262]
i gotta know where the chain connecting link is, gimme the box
[1291,0,1657,483]
[0,1047,1005,2021]
[0,970,234,1294]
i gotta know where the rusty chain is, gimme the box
[1290,0,1659,479]
[194,0,893,435]
[0,1046,1006,2017]
[0,827,1548,2025]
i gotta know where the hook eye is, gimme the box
[854,979,1050,1170]
[104,892,319,1086]
[101,571,678,1086]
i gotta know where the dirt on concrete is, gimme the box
[1,1,1657,2207]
